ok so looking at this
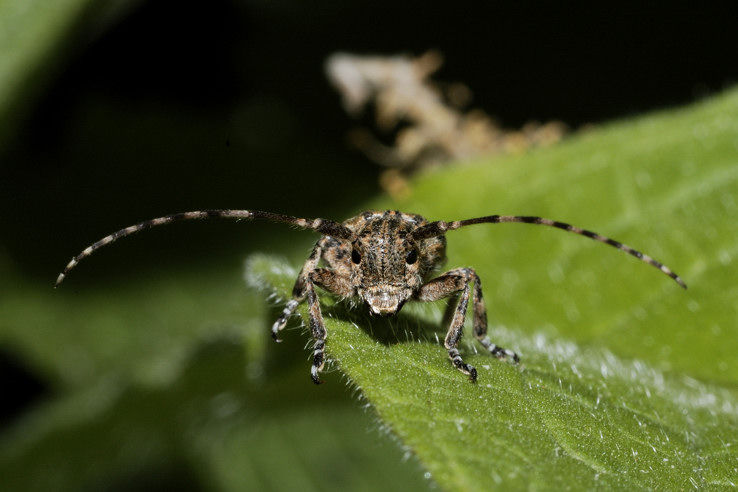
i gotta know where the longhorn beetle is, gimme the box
[56,209,686,383]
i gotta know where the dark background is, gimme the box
[1,0,736,454]
[4,0,736,278]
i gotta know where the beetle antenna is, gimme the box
[412,215,686,289]
[55,209,353,287]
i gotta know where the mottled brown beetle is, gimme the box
[56,209,686,383]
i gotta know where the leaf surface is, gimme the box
[249,89,738,490]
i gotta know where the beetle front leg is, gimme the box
[266,239,330,383]
[272,241,324,341]
[417,268,479,381]
[304,279,327,384]
[305,268,354,384]
[417,268,518,382]
[445,280,478,381]
[272,299,300,342]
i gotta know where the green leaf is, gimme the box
[0,266,431,491]
[247,89,738,490]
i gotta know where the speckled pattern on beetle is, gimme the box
[57,209,686,383]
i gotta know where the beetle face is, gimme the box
[348,212,424,315]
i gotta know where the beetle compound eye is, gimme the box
[351,248,362,264]
[406,249,418,265]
